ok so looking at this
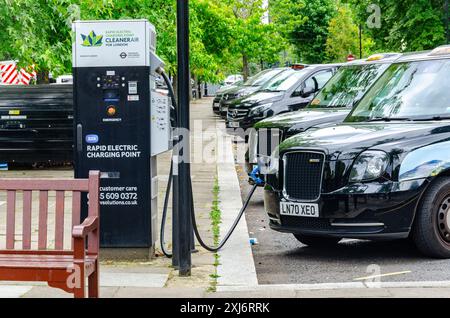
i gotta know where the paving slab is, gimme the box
[113,287,206,298]
[0,286,32,298]
[101,272,169,288]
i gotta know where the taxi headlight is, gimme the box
[349,150,389,182]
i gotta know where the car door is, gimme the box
[288,69,335,111]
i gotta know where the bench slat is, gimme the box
[22,191,32,250]
[6,191,16,250]
[38,191,48,250]
[54,191,65,250]
[71,191,81,249]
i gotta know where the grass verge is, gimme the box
[208,176,221,292]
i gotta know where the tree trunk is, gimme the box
[242,54,249,82]
[189,71,193,101]
[198,81,202,99]
[193,75,201,99]
[37,70,50,84]
[172,75,178,103]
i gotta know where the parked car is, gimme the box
[223,74,244,87]
[226,64,341,133]
[218,68,290,118]
[262,46,450,258]
[212,81,243,114]
[245,53,403,179]
[55,75,73,85]
[0,85,73,164]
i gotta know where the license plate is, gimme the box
[214,102,219,107]
[229,122,240,128]
[280,202,319,218]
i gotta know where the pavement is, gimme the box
[0,97,450,298]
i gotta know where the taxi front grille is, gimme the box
[283,151,325,201]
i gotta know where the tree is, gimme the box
[348,0,446,52]
[274,0,337,63]
[0,0,288,84]
[0,0,77,80]
[269,0,307,64]
[225,0,284,80]
[325,5,374,62]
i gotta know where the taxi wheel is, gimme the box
[293,234,341,247]
[413,177,450,259]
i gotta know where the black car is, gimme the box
[262,46,450,258]
[212,81,243,114]
[246,53,402,178]
[226,64,340,133]
[218,68,290,118]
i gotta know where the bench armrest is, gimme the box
[72,216,99,239]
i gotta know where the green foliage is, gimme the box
[325,5,374,62]
[272,0,337,63]
[270,0,307,38]
[347,0,446,52]
[0,0,447,81]
[0,0,76,74]
[223,0,285,79]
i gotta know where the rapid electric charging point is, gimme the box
[73,19,171,254]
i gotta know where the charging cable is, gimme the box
[157,68,260,257]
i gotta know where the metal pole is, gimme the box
[446,0,449,44]
[172,166,179,268]
[176,0,192,277]
[359,25,363,59]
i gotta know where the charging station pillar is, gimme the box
[73,20,170,254]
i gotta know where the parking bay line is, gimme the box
[354,271,412,281]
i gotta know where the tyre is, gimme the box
[294,234,341,247]
[413,177,450,258]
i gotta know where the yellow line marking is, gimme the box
[354,271,412,281]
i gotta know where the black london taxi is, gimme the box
[261,46,450,258]
[246,53,402,179]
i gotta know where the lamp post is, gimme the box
[359,24,363,59]
[174,0,192,277]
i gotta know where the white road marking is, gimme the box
[354,271,412,281]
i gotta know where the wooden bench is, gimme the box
[0,171,100,298]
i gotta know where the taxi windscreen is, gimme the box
[346,58,450,122]
[309,63,389,109]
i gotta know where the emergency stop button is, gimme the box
[107,106,117,116]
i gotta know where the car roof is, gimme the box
[345,53,403,66]
[396,46,450,63]
[307,63,343,69]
